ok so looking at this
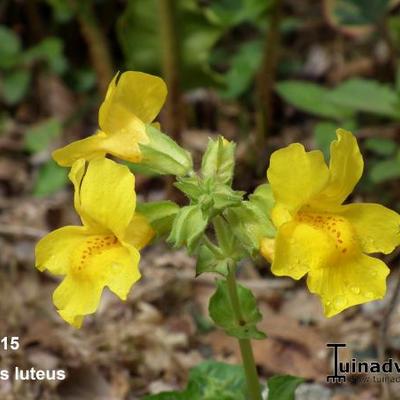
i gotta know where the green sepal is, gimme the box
[249,183,275,217]
[167,205,208,253]
[136,201,179,237]
[196,217,244,277]
[211,185,244,213]
[140,125,193,176]
[225,184,276,257]
[175,176,243,219]
[213,216,235,255]
[209,280,266,340]
[267,375,305,400]
[196,245,230,277]
[201,136,236,185]
[174,176,203,201]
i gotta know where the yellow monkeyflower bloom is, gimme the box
[35,158,154,327]
[261,129,400,317]
[52,71,167,167]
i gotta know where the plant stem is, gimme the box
[158,0,184,199]
[226,266,262,400]
[73,0,114,94]
[158,0,184,141]
[255,0,283,161]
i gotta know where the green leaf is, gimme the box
[328,78,400,118]
[167,205,208,253]
[117,0,223,89]
[209,280,266,340]
[192,309,215,333]
[369,158,400,183]
[23,37,67,74]
[186,361,247,399]
[276,80,351,119]
[181,13,224,87]
[33,159,68,197]
[313,122,338,159]
[45,0,75,22]
[2,69,31,105]
[136,201,179,237]
[220,39,263,99]
[277,78,400,120]
[206,0,270,28]
[201,136,236,185]
[364,137,397,156]
[144,361,247,400]
[0,25,21,69]
[24,118,62,153]
[69,68,97,93]
[326,0,390,27]
[140,125,193,176]
[267,375,304,400]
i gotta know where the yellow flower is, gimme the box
[52,71,167,167]
[260,129,400,317]
[35,158,154,327]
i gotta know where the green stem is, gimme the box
[226,266,262,400]
[72,0,114,94]
[158,0,184,141]
[158,0,184,199]
[255,0,282,163]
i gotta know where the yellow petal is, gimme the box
[53,276,103,328]
[73,158,136,237]
[53,72,166,167]
[99,71,167,132]
[313,129,363,208]
[100,119,147,163]
[35,226,91,275]
[267,143,329,217]
[105,244,141,300]
[123,213,154,250]
[337,203,400,254]
[70,238,141,301]
[68,158,86,215]
[307,254,389,317]
[52,132,107,167]
[54,242,141,327]
[271,220,334,280]
[68,159,100,229]
[260,237,275,263]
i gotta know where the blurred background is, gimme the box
[1,0,400,399]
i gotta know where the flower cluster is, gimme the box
[35,71,400,329]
